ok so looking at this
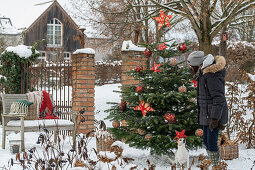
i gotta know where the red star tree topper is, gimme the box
[151,62,161,72]
[174,130,187,139]
[154,10,172,29]
[134,100,154,117]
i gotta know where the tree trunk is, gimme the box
[219,27,227,57]
[199,38,212,55]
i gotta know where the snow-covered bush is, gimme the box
[0,45,39,93]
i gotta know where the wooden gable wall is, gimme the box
[24,2,82,52]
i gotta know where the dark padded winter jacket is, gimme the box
[196,55,228,126]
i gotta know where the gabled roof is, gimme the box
[25,0,82,34]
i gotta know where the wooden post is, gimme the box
[21,117,25,152]
[2,116,6,149]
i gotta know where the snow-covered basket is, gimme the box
[9,139,21,154]
[110,141,124,157]
[95,120,115,152]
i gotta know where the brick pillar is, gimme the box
[72,50,95,134]
[121,51,148,86]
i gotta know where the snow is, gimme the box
[73,48,95,55]
[247,73,255,81]
[99,151,117,160]
[121,40,146,52]
[5,45,39,58]
[0,75,7,80]
[0,83,254,169]
[111,141,125,149]
[7,119,74,127]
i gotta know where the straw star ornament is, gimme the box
[134,100,154,117]
[154,10,172,29]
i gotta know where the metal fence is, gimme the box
[23,60,73,135]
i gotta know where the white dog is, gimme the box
[170,138,189,169]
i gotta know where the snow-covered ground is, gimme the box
[0,83,254,169]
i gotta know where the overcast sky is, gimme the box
[0,0,68,28]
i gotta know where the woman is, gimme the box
[187,51,228,167]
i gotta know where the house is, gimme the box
[24,1,83,62]
[0,17,22,51]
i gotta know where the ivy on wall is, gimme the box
[0,45,39,94]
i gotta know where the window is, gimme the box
[64,52,71,60]
[38,51,46,62]
[47,18,62,47]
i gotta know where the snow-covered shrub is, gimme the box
[0,45,39,93]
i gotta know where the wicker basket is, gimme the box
[96,136,115,152]
[219,144,239,160]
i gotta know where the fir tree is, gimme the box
[106,40,203,155]
[107,10,203,155]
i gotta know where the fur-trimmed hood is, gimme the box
[202,55,226,74]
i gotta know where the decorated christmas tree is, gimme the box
[106,11,203,155]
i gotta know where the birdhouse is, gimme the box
[222,32,228,41]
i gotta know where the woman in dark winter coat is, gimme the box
[187,51,228,167]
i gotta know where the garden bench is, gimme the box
[1,94,77,152]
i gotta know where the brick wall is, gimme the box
[121,51,148,86]
[72,52,95,134]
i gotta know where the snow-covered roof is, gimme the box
[0,17,22,35]
[73,48,95,55]
[121,40,146,52]
[5,45,39,58]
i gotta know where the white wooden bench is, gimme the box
[1,94,77,152]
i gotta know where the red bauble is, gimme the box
[135,65,143,72]
[195,129,203,137]
[136,86,145,93]
[145,134,151,140]
[112,121,120,128]
[164,113,176,124]
[144,49,152,57]
[119,100,127,111]
[178,43,187,52]
[169,58,177,66]
[178,85,187,92]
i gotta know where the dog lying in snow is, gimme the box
[169,137,189,169]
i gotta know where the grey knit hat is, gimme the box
[187,51,205,66]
